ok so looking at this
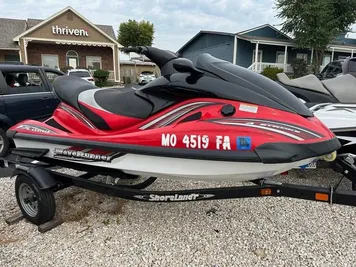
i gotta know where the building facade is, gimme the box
[0,6,122,81]
[177,24,356,74]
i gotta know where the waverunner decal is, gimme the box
[53,148,122,162]
[17,124,57,134]
[133,193,215,202]
[139,101,221,130]
[209,118,323,141]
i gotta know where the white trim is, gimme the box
[12,6,123,47]
[327,46,356,52]
[237,24,292,40]
[331,47,335,61]
[86,56,102,69]
[232,35,237,64]
[41,54,59,69]
[0,48,20,51]
[247,38,295,47]
[19,37,115,46]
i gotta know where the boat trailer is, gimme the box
[1,148,356,233]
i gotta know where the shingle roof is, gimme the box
[0,17,116,49]
[0,18,26,49]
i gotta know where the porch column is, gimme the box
[284,45,288,72]
[232,35,237,65]
[254,42,259,71]
[24,39,31,64]
[110,44,117,82]
[310,48,314,64]
[331,47,335,61]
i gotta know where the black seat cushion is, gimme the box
[93,88,153,119]
[53,75,97,110]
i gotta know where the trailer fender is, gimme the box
[13,165,58,190]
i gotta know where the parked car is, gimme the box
[67,69,95,85]
[138,71,156,85]
[0,64,65,156]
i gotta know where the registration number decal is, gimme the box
[161,134,232,150]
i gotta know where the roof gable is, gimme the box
[13,6,120,46]
[177,30,234,53]
[332,33,356,47]
[237,24,292,41]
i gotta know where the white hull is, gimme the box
[13,139,316,182]
[311,103,356,148]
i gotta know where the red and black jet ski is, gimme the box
[6,46,341,182]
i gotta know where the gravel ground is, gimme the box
[1,168,356,267]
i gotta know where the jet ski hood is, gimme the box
[194,54,313,117]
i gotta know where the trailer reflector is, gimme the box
[315,193,329,202]
[260,188,272,196]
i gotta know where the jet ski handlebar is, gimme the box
[120,46,178,72]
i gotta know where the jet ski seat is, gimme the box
[276,73,330,95]
[321,74,356,103]
[53,75,153,130]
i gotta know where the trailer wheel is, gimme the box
[15,174,56,225]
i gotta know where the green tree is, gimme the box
[117,19,154,48]
[275,0,356,73]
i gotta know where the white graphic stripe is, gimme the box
[222,118,322,138]
[139,102,215,130]
[214,121,304,141]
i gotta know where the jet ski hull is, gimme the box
[13,139,317,181]
[311,103,356,155]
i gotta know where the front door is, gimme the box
[68,57,78,69]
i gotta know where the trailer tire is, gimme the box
[15,174,56,225]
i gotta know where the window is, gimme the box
[4,54,20,63]
[349,59,356,72]
[66,50,79,69]
[2,70,47,94]
[296,53,308,61]
[86,56,102,70]
[322,54,332,66]
[42,54,59,69]
[45,71,62,86]
[276,51,286,64]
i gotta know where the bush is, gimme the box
[291,58,309,78]
[93,69,110,87]
[260,66,284,80]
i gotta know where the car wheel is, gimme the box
[0,128,10,157]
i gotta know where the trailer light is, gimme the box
[315,193,329,201]
[260,188,272,196]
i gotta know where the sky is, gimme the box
[0,0,355,54]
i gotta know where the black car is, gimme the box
[0,64,65,156]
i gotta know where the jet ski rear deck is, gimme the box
[1,148,356,233]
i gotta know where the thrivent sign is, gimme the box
[52,25,89,36]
